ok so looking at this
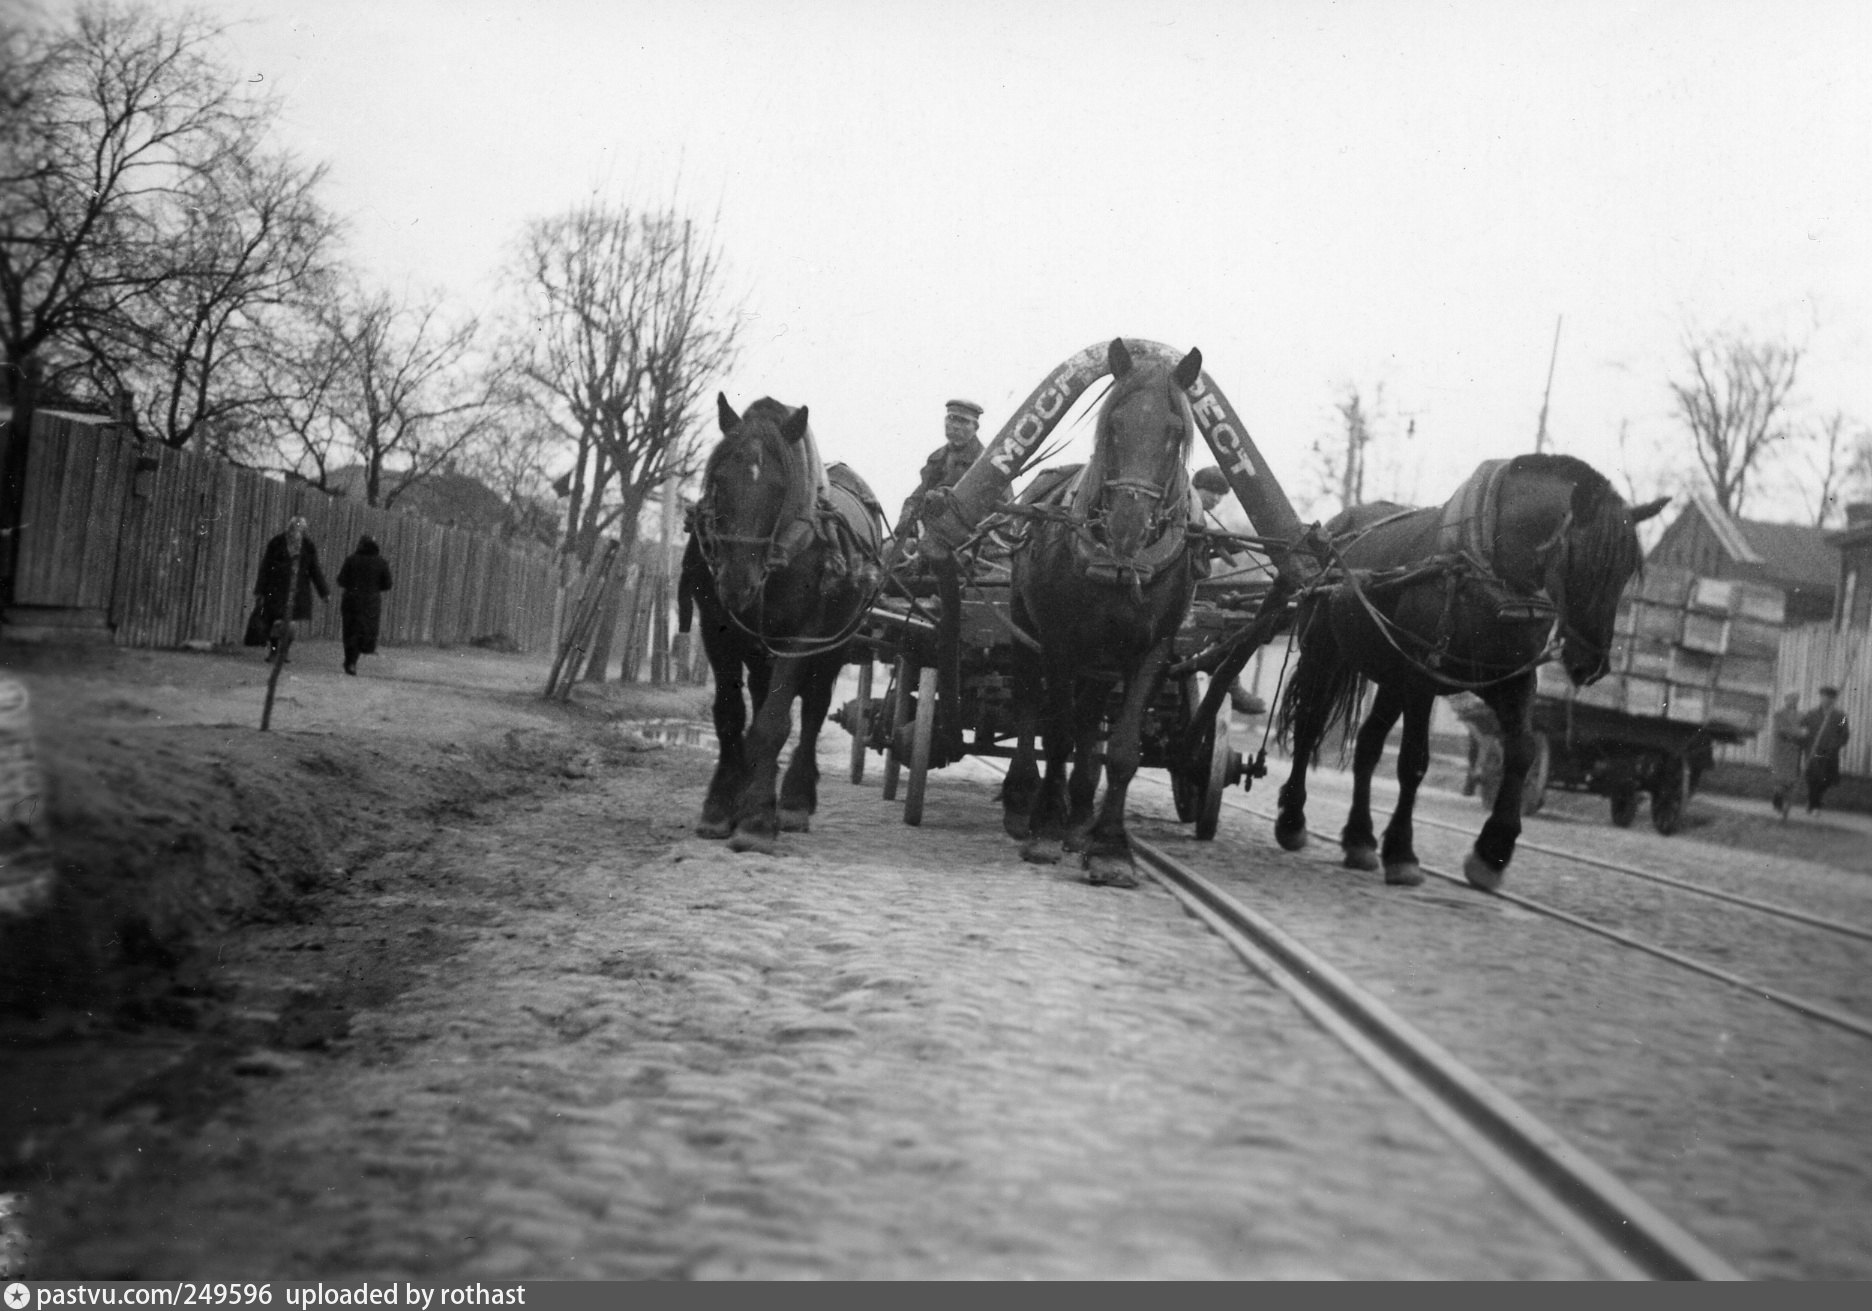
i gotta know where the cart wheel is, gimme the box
[1477,734,1546,817]
[1196,715,1232,841]
[847,659,873,785]
[882,658,910,802]
[1169,676,1202,821]
[1609,789,1639,828]
[1651,757,1688,836]
[903,664,939,826]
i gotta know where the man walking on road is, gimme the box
[1801,685,1851,814]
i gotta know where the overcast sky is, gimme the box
[119,0,1872,526]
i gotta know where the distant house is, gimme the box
[1825,503,1872,630]
[1646,487,1838,626]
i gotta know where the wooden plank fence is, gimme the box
[4,408,706,683]
[1716,624,1872,777]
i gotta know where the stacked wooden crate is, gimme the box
[1535,564,1782,737]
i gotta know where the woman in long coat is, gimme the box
[253,516,330,656]
[336,535,393,675]
[1769,691,1805,818]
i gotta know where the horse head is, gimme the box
[698,393,812,613]
[1536,464,1668,685]
[1090,338,1203,560]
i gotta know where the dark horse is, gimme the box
[679,394,884,853]
[1273,454,1667,889]
[1000,339,1203,888]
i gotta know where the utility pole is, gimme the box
[1534,315,1563,454]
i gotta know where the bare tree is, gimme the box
[1303,382,1416,518]
[84,140,342,452]
[0,2,253,425]
[258,281,504,507]
[1668,327,1803,517]
[505,197,741,570]
[1794,410,1859,528]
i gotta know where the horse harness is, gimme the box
[689,454,885,657]
[1327,459,1567,690]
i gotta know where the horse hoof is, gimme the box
[1020,838,1062,866]
[1343,845,1379,872]
[696,818,733,840]
[1275,823,1309,853]
[1003,813,1032,841]
[1463,850,1505,891]
[1384,861,1424,887]
[728,829,777,855]
[778,809,811,833]
[1086,853,1141,889]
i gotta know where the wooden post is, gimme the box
[260,619,294,731]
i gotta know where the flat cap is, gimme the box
[945,399,983,420]
[1820,685,1841,696]
[1191,466,1230,494]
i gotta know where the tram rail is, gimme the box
[1129,834,1744,1281]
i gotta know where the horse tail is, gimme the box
[1274,604,1366,754]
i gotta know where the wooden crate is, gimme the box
[1731,581,1787,625]
[1727,619,1781,661]
[1666,685,1709,723]
[1718,652,1777,696]
[1691,577,1737,613]
[1668,647,1720,686]
[1624,677,1670,717]
[1631,600,1683,644]
[1679,611,1729,654]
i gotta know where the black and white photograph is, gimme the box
[2,0,1870,1282]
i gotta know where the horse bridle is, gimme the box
[694,455,880,660]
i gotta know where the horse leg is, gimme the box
[697,640,753,840]
[1342,682,1403,873]
[1062,677,1106,851]
[1082,639,1174,889]
[1001,630,1044,840]
[1020,659,1076,866]
[1377,690,1435,887]
[1275,619,1345,853]
[1466,675,1535,889]
[729,656,802,854]
[778,652,839,831]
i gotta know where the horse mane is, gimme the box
[1507,452,1641,607]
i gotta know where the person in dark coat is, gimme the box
[1801,685,1851,813]
[252,515,329,658]
[336,534,393,675]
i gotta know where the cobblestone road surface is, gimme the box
[34,740,1605,1280]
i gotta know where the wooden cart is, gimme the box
[837,565,1267,838]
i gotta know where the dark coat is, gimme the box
[254,533,330,623]
[337,542,393,654]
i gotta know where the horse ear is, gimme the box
[781,405,810,445]
[1174,347,1204,391]
[1107,337,1134,381]
[1631,496,1671,523]
[717,393,739,433]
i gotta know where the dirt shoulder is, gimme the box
[0,639,707,1194]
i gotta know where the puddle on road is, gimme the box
[628,719,713,749]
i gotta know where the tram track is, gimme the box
[964,755,1745,1280]
[1128,834,1743,1281]
[1179,780,1872,1045]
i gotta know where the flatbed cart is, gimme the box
[1454,693,1741,836]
